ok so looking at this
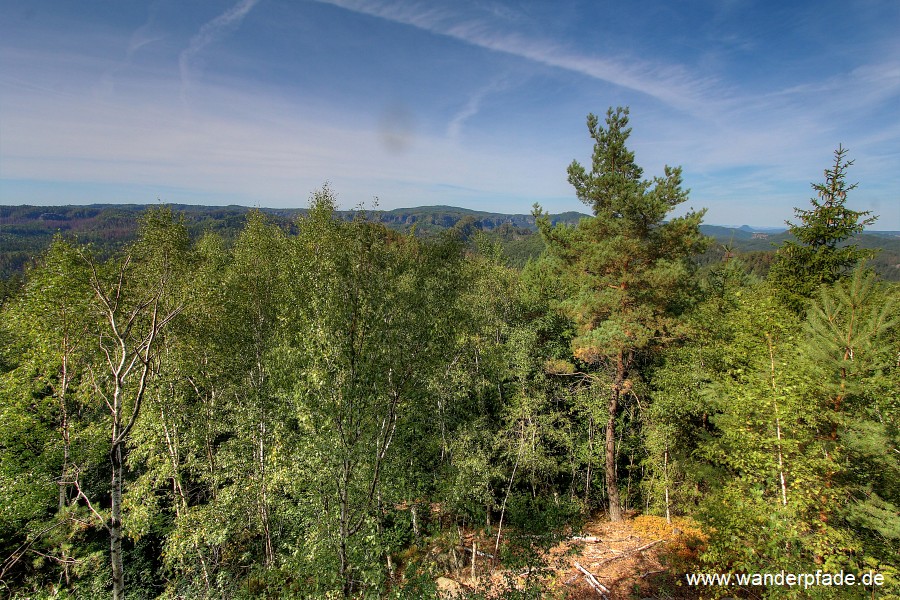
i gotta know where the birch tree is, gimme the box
[76,208,188,600]
[0,238,99,590]
[276,188,462,595]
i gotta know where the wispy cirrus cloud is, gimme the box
[126,2,166,58]
[446,76,510,140]
[312,0,719,114]
[1,62,573,212]
[179,0,260,96]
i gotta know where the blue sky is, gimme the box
[1,0,898,228]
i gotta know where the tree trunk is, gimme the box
[606,354,625,522]
[110,442,125,600]
[495,421,525,560]
[585,415,593,503]
[59,419,70,511]
[339,460,351,598]
[664,445,671,525]
[765,334,789,506]
[58,350,72,512]
[258,421,275,567]
[606,389,622,521]
[339,536,350,598]
[376,489,393,581]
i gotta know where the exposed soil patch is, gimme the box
[557,515,706,599]
[433,515,708,599]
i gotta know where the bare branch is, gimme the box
[98,333,117,376]
[87,364,114,414]
[574,561,610,598]
[70,477,109,532]
[0,521,67,582]
[27,549,83,566]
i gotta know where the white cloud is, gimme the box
[313,0,720,114]
[0,56,574,212]
[179,0,261,98]
[446,77,510,140]
[2,1,897,226]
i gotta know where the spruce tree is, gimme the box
[770,145,876,310]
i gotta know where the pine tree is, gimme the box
[538,107,708,521]
[803,269,900,567]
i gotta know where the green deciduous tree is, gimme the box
[275,188,464,596]
[651,259,899,590]
[77,208,188,600]
[0,237,102,592]
[0,209,190,598]
[124,231,234,597]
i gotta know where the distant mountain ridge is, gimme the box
[4,202,898,235]
[2,204,899,282]
[0,203,585,231]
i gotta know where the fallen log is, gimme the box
[632,538,666,554]
[574,561,610,599]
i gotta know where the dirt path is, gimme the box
[435,514,707,599]
[553,515,705,599]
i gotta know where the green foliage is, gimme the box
[802,270,900,571]
[770,146,878,310]
[1,146,897,598]
[548,107,708,363]
[538,106,708,521]
[646,259,900,596]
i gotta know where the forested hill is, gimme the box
[0,203,579,280]
[3,203,899,286]
[0,203,586,237]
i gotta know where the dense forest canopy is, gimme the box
[0,110,898,599]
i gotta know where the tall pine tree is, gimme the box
[537,107,707,521]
